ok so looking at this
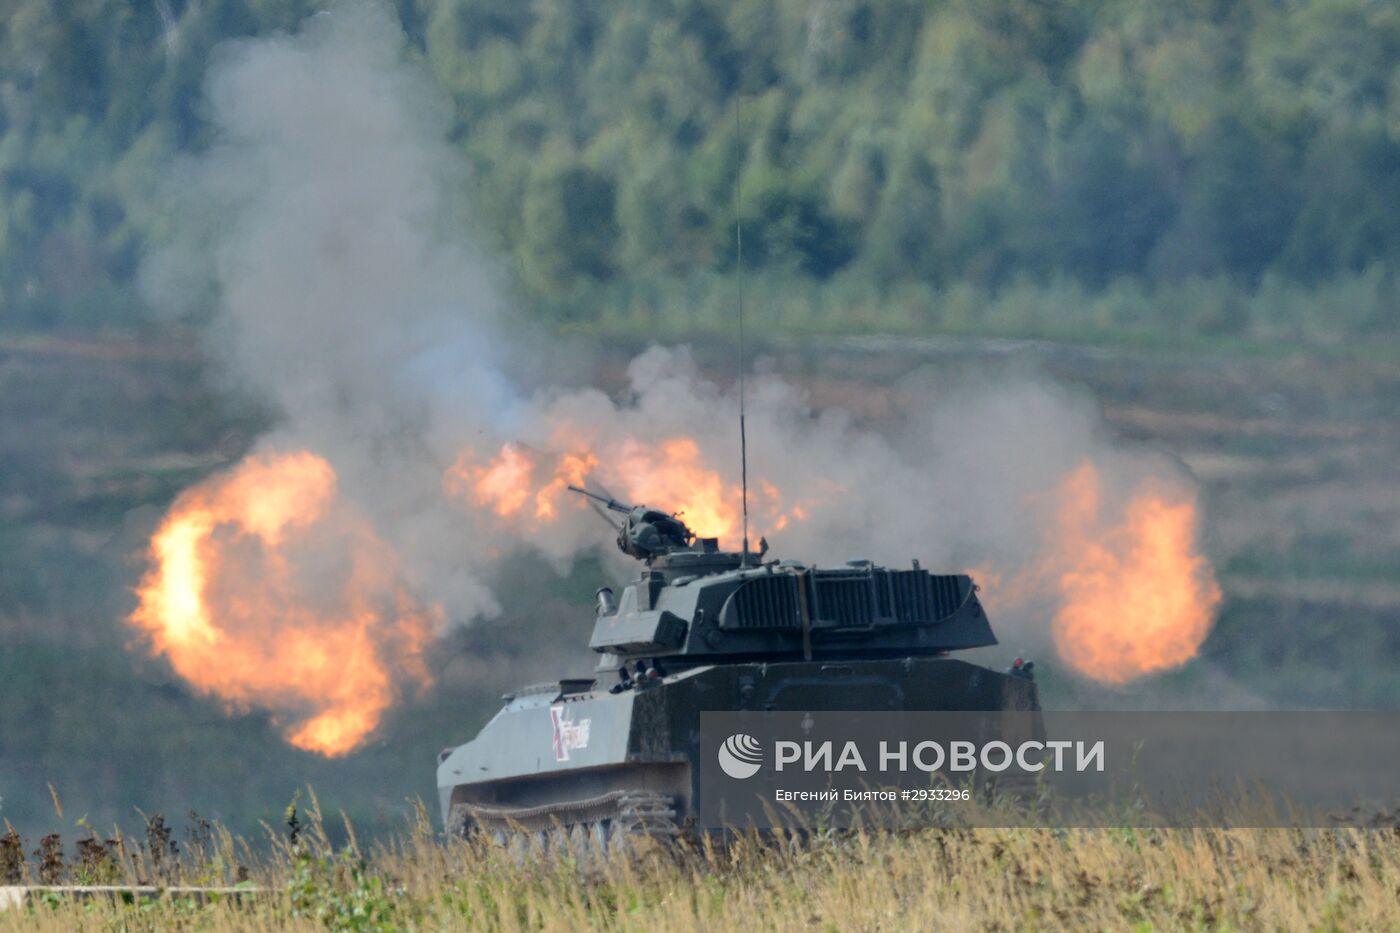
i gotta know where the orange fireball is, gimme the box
[445,435,814,548]
[613,437,739,540]
[129,450,437,756]
[977,461,1221,685]
[444,445,599,524]
[1049,463,1221,685]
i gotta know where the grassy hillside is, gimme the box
[4,0,1400,342]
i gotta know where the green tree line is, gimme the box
[4,0,1400,340]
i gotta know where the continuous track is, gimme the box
[448,789,680,856]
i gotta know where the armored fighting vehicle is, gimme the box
[437,489,1041,847]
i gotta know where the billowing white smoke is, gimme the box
[143,1,523,621]
[139,0,1215,723]
[501,347,1192,656]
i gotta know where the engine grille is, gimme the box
[811,571,876,627]
[721,568,968,630]
[726,573,801,629]
[888,570,965,623]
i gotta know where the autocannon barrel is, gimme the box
[567,484,633,514]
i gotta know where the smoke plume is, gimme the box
[134,1,1219,754]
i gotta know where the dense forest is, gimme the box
[5,0,1400,338]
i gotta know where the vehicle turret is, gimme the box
[566,487,997,682]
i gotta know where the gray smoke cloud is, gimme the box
[141,1,1215,700]
[143,1,525,621]
[501,347,1201,661]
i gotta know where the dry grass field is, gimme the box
[3,799,1399,931]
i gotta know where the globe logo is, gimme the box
[718,733,763,779]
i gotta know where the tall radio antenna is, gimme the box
[734,94,750,567]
